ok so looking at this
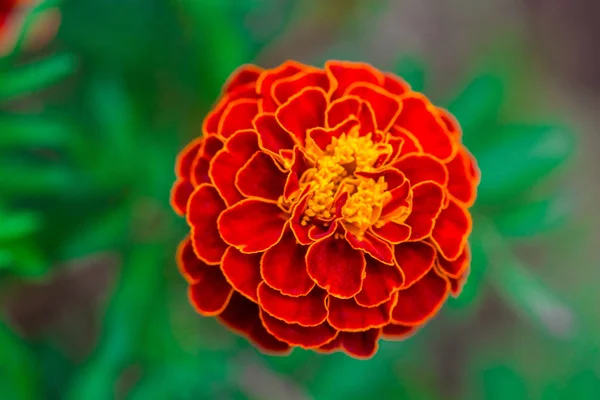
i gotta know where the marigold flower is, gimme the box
[171,60,479,359]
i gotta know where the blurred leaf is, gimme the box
[0,240,48,277]
[0,322,42,400]
[474,125,574,204]
[0,211,41,242]
[480,365,528,400]
[394,56,426,93]
[0,115,74,149]
[0,162,77,196]
[0,54,77,100]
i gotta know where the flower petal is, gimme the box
[380,180,411,220]
[260,310,338,348]
[383,73,410,96]
[346,82,402,133]
[273,70,330,105]
[308,117,360,152]
[431,199,472,261]
[176,236,208,283]
[256,61,305,113]
[253,113,297,154]
[394,241,436,288]
[404,181,445,241]
[210,130,259,206]
[438,107,462,140]
[218,199,288,254]
[392,154,448,187]
[236,151,287,201]
[203,84,258,135]
[338,329,381,359]
[345,231,394,265]
[382,323,418,340]
[448,268,469,297]
[175,138,203,179]
[325,60,384,99]
[355,257,405,307]
[326,95,360,128]
[258,283,328,327]
[170,179,194,216]
[446,149,479,206]
[395,94,454,161]
[306,235,366,298]
[290,189,312,245]
[437,243,470,278]
[187,184,228,264]
[391,270,449,325]
[389,125,423,156]
[261,228,315,296]
[283,147,311,201]
[328,294,396,331]
[223,64,262,94]
[219,293,291,354]
[190,135,224,186]
[188,269,233,317]
[276,87,327,146]
[371,222,411,244]
[221,247,262,302]
[217,98,259,138]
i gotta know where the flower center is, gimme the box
[301,130,392,235]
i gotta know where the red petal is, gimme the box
[328,294,396,331]
[219,293,291,354]
[389,125,423,156]
[395,94,454,161]
[382,323,417,340]
[315,337,342,354]
[392,154,448,187]
[256,61,305,113]
[391,270,449,325]
[283,147,311,201]
[431,199,472,261]
[223,64,262,94]
[306,235,366,298]
[371,222,411,244]
[355,257,404,307]
[346,82,402,133]
[308,220,338,242]
[258,283,328,326]
[338,329,381,359]
[188,268,233,316]
[236,151,287,201]
[221,247,262,302]
[383,73,410,96]
[203,84,258,135]
[273,70,330,105]
[355,167,406,191]
[217,99,259,138]
[448,268,469,297]
[394,241,436,288]
[190,135,224,186]
[308,117,360,152]
[218,199,288,253]
[404,181,445,241]
[170,179,194,216]
[261,228,315,296]
[186,184,228,264]
[446,149,479,206]
[209,130,259,206]
[345,231,394,265]
[290,190,312,245]
[438,243,470,278]
[325,60,384,100]
[276,87,327,146]
[253,113,297,154]
[260,310,338,348]
[380,179,411,219]
[175,138,203,179]
[326,96,360,128]
[438,107,462,140]
[177,236,208,284]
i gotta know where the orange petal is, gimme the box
[345,230,394,265]
[308,116,360,152]
[273,70,330,105]
[382,323,418,341]
[394,241,436,288]
[258,283,328,327]
[404,181,445,241]
[217,98,259,138]
[389,125,423,157]
[383,73,410,96]
[186,184,228,265]
[395,94,454,161]
[256,61,305,113]
[326,95,378,138]
[392,153,448,187]
[355,257,404,307]
[371,222,411,244]
[431,199,472,261]
[380,180,411,220]
[325,60,384,100]
[261,228,315,296]
[391,270,449,325]
[437,107,462,140]
[346,82,402,133]
[260,310,339,348]
[338,329,381,359]
[438,243,471,278]
[203,84,258,135]
[218,199,288,254]
[253,113,297,155]
[223,64,263,94]
[218,293,291,354]
[445,149,479,207]
[209,130,259,206]
[328,294,396,331]
[221,247,262,302]
[276,87,328,146]
[236,151,287,202]
[306,235,366,298]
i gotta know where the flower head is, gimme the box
[171,61,479,358]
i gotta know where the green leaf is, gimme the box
[0,162,77,196]
[1,240,48,277]
[0,53,78,100]
[474,125,574,204]
[480,365,528,400]
[394,56,426,93]
[0,211,41,242]
[0,115,74,149]
[0,322,42,400]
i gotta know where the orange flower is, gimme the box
[171,61,480,358]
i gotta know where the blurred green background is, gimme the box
[1,0,598,399]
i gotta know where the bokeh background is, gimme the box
[1,0,598,399]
